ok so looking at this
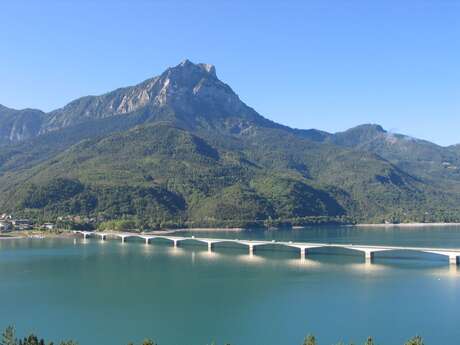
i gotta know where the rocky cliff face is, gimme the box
[0,60,272,142]
[40,59,265,134]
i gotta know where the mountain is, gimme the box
[1,60,283,142]
[449,144,460,154]
[0,105,44,144]
[0,60,459,228]
[313,124,460,192]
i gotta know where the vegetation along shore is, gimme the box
[1,326,426,345]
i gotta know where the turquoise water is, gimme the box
[1,226,460,345]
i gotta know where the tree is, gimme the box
[364,337,374,345]
[1,326,17,345]
[303,334,316,345]
[142,340,156,345]
[405,336,424,345]
[18,334,42,345]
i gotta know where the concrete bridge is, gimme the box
[73,231,460,265]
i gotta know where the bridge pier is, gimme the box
[145,238,149,245]
[173,239,178,248]
[449,255,458,265]
[207,242,213,252]
[96,233,105,241]
[365,251,374,263]
[121,236,126,243]
[300,248,307,260]
[83,233,89,240]
[249,244,254,255]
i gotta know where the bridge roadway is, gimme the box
[73,230,460,265]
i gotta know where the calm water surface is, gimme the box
[1,225,460,345]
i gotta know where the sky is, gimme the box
[0,0,459,146]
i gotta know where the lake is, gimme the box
[1,225,459,345]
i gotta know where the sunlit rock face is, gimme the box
[0,59,265,140]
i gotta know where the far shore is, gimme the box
[355,222,460,227]
[2,223,460,240]
[0,227,245,240]
[164,227,244,233]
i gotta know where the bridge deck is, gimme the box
[73,231,460,264]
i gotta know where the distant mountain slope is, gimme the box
[449,144,460,154]
[0,105,44,144]
[1,123,349,226]
[0,60,459,227]
[319,124,460,190]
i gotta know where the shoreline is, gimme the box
[165,227,244,233]
[355,222,460,227]
[0,227,245,239]
[2,223,460,240]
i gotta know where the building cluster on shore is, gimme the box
[0,214,55,233]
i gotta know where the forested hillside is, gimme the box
[1,60,459,229]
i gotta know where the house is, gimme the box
[0,213,12,220]
[12,219,33,230]
[43,223,55,230]
[0,220,12,232]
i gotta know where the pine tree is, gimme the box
[303,334,316,345]
[364,337,374,345]
[404,336,424,345]
[1,326,17,345]
[141,340,156,345]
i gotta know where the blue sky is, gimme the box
[1,0,458,145]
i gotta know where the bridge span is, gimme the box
[73,231,460,265]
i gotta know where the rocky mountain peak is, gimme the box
[176,59,217,77]
[349,124,386,134]
[152,60,243,117]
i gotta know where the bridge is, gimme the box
[73,231,460,265]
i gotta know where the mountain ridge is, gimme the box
[0,60,459,228]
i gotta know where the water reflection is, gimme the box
[348,261,388,274]
[430,264,460,278]
[166,246,186,257]
[140,243,154,256]
[287,257,322,269]
[197,250,221,260]
[234,253,265,265]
